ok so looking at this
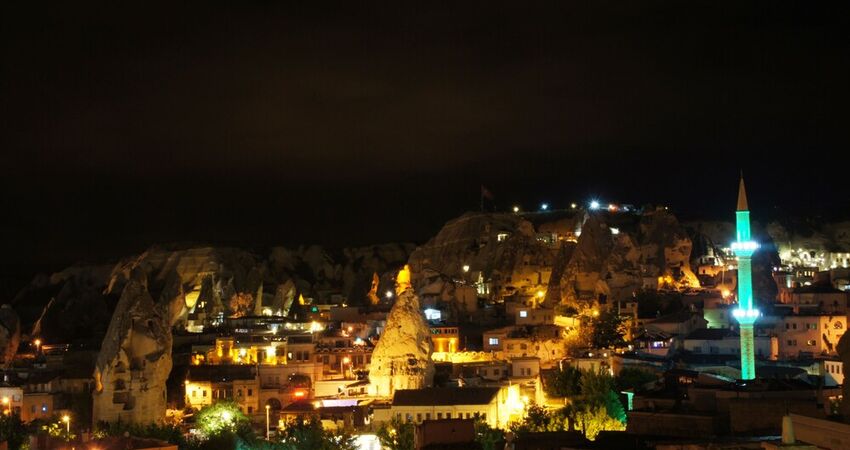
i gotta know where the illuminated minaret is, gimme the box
[731,176,759,380]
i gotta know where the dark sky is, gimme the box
[1,1,849,273]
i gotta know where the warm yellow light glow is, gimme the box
[185,290,200,309]
[536,290,545,298]
[265,404,270,410]
[34,339,41,348]
[462,264,470,273]
[592,309,600,317]
[396,265,412,292]
[342,356,351,364]
[722,289,731,298]
[309,321,323,333]
[513,206,520,213]
[62,415,70,423]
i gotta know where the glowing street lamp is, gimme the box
[62,415,70,438]
[2,397,8,415]
[265,404,271,439]
[385,290,393,299]
[570,203,577,209]
[540,203,549,211]
[34,339,41,353]
[462,264,470,273]
[512,205,520,213]
[589,200,600,210]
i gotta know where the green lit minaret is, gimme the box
[732,176,759,380]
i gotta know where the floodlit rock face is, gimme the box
[93,274,173,425]
[554,209,701,307]
[0,305,21,368]
[411,209,700,310]
[15,243,414,345]
[408,212,561,312]
[368,268,434,397]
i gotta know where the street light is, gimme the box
[2,397,8,415]
[34,339,41,353]
[265,404,271,439]
[62,415,70,438]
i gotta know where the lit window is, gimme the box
[488,338,500,346]
[519,310,528,318]
[807,340,817,346]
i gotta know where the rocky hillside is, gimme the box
[408,208,702,312]
[10,243,414,344]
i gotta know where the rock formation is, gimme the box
[409,209,700,312]
[93,272,173,425]
[368,266,434,397]
[367,272,381,305]
[408,212,560,314]
[0,305,21,368]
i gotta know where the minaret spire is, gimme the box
[737,175,748,211]
[732,175,759,381]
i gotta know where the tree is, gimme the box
[590,310,626,349]
[571,404,625,441]
[376,417,415,450]
[196,401,253,439]
[554,369,627,440]
[579,369,614,402]
[509,403,569,434]
[544,365,582,398]
[275,416,356,450]
[0,413,27,450]
[615,367,658,392]
[474,419,504,450]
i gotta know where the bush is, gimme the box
[376,417,414,450]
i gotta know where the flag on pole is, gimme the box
[480,185,494,200]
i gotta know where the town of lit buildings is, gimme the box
[4,179,850,449]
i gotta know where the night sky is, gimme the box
[2,2,849,276]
